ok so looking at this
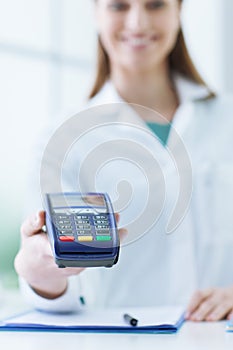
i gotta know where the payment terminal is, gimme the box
[45,192,120,268]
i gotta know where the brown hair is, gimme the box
[89,0,215,99]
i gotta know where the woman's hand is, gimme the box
[14,211,84,299]
[186,287,233,321]
[14,211,127,300]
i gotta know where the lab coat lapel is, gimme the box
[87,77,211,167]
[168,75,210,150]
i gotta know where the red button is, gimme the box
[59,236,75,242]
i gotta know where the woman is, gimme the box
[15,0,233,321]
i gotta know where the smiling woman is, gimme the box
[14,0,233,323]
[96,0,180,67]
[90,0,214,102]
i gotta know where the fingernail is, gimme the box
[206,316,213,321]
[185,311,190,319]
[194,314,201,321]
[208,313,216,321]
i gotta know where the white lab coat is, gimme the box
[21,76,233,312]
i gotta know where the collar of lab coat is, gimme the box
[88,73,210,107]
[87,74,210,156]
[173,73,210,103]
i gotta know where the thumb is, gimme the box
[21,210,45,238]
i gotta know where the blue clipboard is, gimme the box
[0,306,185,334]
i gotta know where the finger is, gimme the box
[21,211,45,237]
[205,302,233,321]
[61,267,85,277]
[189,296,217,321]
[186,289,213,318]
[114,213,120,224]
[118,228,128,243]
[227,310,233,320]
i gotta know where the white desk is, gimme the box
[1,290,233,350]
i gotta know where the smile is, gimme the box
[121,36,158,48]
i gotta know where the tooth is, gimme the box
[130,39,147,45]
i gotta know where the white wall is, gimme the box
[182,0,223,92]
[0,0,96,284]
[221,0,233,92]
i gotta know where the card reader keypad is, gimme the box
[53,213,112,242]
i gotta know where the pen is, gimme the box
[123,313,138,327]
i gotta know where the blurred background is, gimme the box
[0,0,232,289]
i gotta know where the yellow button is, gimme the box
[78,236,93,242]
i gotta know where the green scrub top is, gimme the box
[146,122,171,146]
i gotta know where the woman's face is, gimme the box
[95,0,181,72]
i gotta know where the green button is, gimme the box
[96,236,111,241]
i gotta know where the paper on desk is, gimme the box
[2,306,184,328]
